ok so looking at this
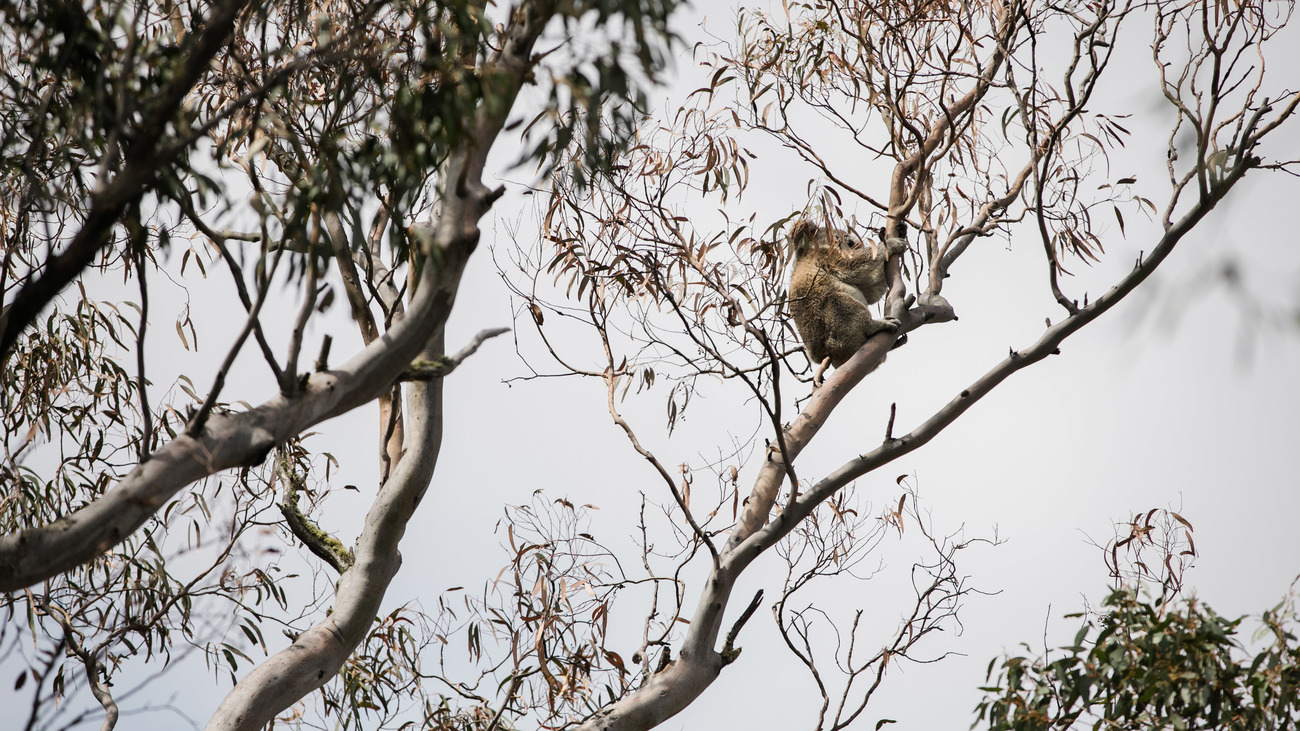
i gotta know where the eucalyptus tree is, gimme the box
[1,0,678,728]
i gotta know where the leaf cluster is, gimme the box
[976,588,1300,731]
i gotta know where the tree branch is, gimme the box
[0,170,478,594]
[575,70,1264,729]
[277,452,354,573]
[399,327,511,381]
[720,590,763,665]
[757,163,1255,559]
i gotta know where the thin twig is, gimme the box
[721,589,764,665]
[133,242,153,461]
[398,327,511,381]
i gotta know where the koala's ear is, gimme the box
[790,219,819,251]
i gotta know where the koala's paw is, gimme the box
[873,317,902,335]
[812,356,832,389]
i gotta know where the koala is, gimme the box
[787,218,907,369]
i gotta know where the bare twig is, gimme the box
[720,590,764,665]
[399,327,511,381]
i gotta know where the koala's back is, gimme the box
[789,255,880,366]
[787,220,901,367]
[836,250,890,304]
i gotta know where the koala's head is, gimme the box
[789,218,866,261]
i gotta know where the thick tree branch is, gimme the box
[574,323,902,731]
[0,223,468,591]
[752,165,1254,562]
[208,328,445,730]
[198,5,560,728]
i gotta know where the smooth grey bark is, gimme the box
[0,237,468,591]
[202,4,559,728]
[205,330,445,731]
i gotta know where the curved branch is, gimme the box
[201,5,560,727]
[208,325,446,729]
[46,602,119,731]
[400,327,511,381]
[278,453,354,574]
[0,220,475,592]
[887,0,1019,226]
[573,324,901,731]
